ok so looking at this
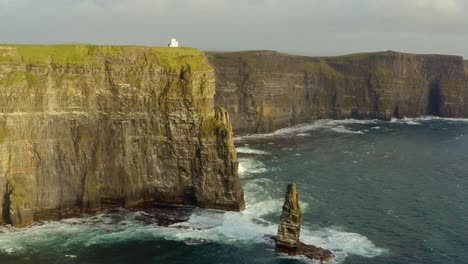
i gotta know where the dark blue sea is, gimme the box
[1,118,467,264]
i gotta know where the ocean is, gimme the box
[0,118,467,264]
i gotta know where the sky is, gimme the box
[0,0,467,57]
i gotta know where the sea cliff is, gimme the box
[208,51,468,134]
[0,44,244,227]
[465,61,468,91]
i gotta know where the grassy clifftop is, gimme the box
[207,50,463,75]
[0,44,211,71]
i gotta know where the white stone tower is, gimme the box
[168,38,179,47]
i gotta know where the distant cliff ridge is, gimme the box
[208,51,468,134]
[465,61,468,90]
[0,44,244,227]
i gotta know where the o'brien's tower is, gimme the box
[168,38,179,47]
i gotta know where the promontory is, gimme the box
[0,44,245,227]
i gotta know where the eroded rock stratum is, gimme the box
[0,44,245,227]
[275,183,334,262]
[209,51,468,134]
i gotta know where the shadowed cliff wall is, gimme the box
[465,61,468,95]
[209,51,468,134]
[0,44,244,227]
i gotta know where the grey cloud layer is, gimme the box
[0,0,467,56]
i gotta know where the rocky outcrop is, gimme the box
[275,183,334,262]
[0,44,245,227]
[208,51,468,134]
[276,183,302,250]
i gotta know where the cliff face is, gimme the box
[465,61,468,92]
[0,44,244,227]
[209,51,468,134]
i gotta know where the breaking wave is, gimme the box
[0,183,386,264]
[236,146,268,155]
[236,116,468,141]
[392,116,468,124]
[235,119,373,140]
[238,157,268,176]
[330,125,365,134]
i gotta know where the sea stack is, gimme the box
[276,183,303,250]
[275,183,335,262]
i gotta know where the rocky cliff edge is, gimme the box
[0,44,245,227]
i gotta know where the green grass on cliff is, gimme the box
[333,51,397,59]
[0,128,7,143]
[0,44,211,71]
[209,50,400,81]
[0,70,48,89]
[300,59,344,77]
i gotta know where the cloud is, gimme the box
[0,0,466,57]
[1,0,465,18]
[369,0,465,16]
[412,0,463,12]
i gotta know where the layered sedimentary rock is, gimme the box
[275,183,334,262]
[276,183,302,250]
[208,51,468,134]
[465,61,468,91]
[0,44,244,227]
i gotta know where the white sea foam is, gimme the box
[235,119,373,141]
[392,117,421,125]
[393,116,468,123]
[236,146,268,155]
[238,158,268,176]
[0,206,385,263]
[406,121,421,125]
[438,118,468,122]
[236,117,468,142]
[325,119,379,125]
[0,155,386,263]
[0,194,385,264]
[169,158,385,262]
[331,126,364,134]
[301,227,387,260]
[4,247,24,254]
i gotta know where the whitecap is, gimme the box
[399,117,421,125]
[236,146,268,155]
[238,158,268,176]
[405,121,421,125]
[325,119,379,125]
[5,246,24,254]
[300,227,388,261]
[330,126,364,134]
[235,120,339,140]
[235,119,374,141]
[393,116,468,124]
